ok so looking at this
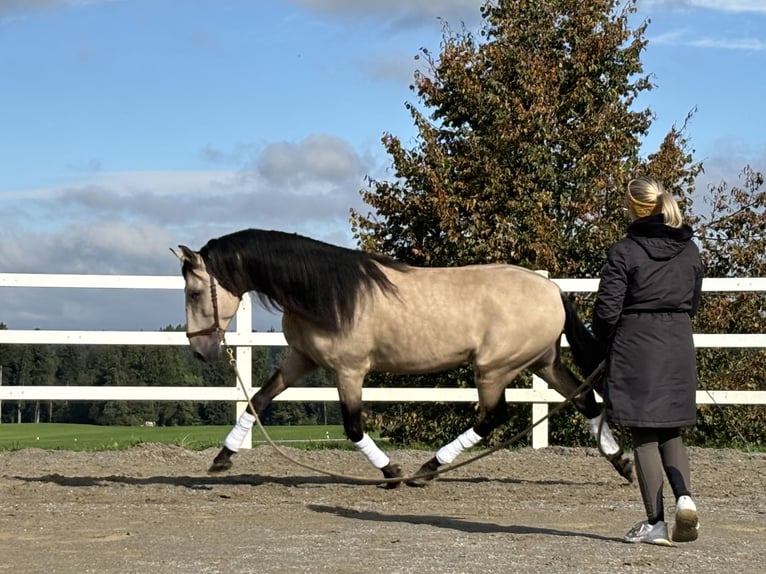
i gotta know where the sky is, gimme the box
[1,0,765,332]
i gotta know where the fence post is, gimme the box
[234,293,254,448]
[532,270,550,449]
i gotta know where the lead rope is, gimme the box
[224,345,606,486]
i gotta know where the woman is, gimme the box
[592,176,704,545]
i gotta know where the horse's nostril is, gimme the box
[193,351,206,362]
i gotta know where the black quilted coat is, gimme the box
[592,214,704,428]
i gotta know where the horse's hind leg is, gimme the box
[533,355,634,483]
[407,370,516,487]
[336,371,403,489]
[208,349,317,473]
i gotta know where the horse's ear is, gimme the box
[171,245,203,266]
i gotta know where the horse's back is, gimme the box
[389,263,562,315]
[362,263,565,373]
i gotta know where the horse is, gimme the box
[174,228,634,486]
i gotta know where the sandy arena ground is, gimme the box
[1,444,764,574]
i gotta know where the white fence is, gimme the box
[1,273,765,448]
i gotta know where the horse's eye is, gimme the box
[187,290,201,302]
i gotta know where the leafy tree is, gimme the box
[53,345,95,422]
[2,344,59,423]
[0,323,14,423]
[352,0,696,275]
[689,167,766,447]
[350,0,704,445]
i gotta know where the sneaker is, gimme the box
[672,495,699,542]
[623,520,673,546]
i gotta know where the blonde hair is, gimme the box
[626,177,683,228]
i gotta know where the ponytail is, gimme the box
[626,177,683,228]
[657,191,683,228]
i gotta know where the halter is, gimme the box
[186,272,226,342]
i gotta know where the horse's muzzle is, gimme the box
[188,336,224,362]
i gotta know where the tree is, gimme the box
[690,166,766,447]
[352,0,699,276]
[54,345,96,422]
[350,0,703,445]
[0,322,13,423]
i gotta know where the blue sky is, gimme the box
[1,0,765,331]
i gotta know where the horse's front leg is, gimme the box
[207,369,286,473]
[336,372,403,489]
[407,378,512,487]
[209,350,317,473]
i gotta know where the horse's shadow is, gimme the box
[14,473,345,489]
[13,472,607,490]
[308,504,620,542]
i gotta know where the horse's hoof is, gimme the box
[406,456,440,487]
[208,448,235,474]
[208,458,233,473]
[608,450,634,483]
[381,463,403,489]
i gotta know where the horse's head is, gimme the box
[172,245,241,361]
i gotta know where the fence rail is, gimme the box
[1,273,765,448]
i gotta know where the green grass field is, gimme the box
[0,423,349,451]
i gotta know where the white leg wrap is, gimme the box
[223,411,256,452]
[588,414,619,456]
[436,428,482,465]
[353,433,390,469]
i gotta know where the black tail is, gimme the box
[561,293,607,382]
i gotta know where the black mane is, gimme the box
[199,229,408,332]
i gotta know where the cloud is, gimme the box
[286,0,484,29]
[640,0,766,13]
[0,0,117,17]
[695,140,766,191]
[686,37,765,50]
[254,134,366,188]
[0,222,177,274]
[200,143,260,166]
[0,134,378,275]
[0,0,59,15]
[357,51,420,86]
[650,29,765,51]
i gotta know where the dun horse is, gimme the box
[175,228,633,485]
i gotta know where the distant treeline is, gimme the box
[0,324,341,427]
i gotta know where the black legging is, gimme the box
[630,427,692,523]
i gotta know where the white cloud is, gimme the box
[687,37,764,50]
[640,0,766,13]
[358,51,420,85]
[695,140,766,192]
[650,29,764,51]
[0,0,118,16]
[254,134,367,190]
[0,0,59,15]
[287,0,484,29]
[0,133,378,278]
[0,222,176,274]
